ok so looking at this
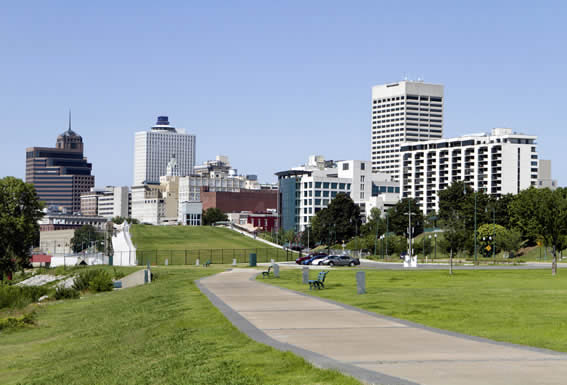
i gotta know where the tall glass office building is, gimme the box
[26,123,94,213]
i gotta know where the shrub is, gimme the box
[55,287,80,300]
[73,269,99,291]
[0,311,36,331]
[0,283,48,310]
[112,267,125,280]
[89,270,114,292]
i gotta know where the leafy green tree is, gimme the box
[310,193,360,246]
[477,223,508,256]
[509,187,543,245]
[439,181,491,234]
[111,216,139,225]
[534,188,567,275]
[360,207,386,238]
[71,225,103,253]
[0,177,44,280]
[202,208,228,225]
[387,198,424,236]
[500,229,523,257]
[490,194,515,229]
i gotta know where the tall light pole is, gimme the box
[492,205,496,259]
[434,233,438,259]
[474,190,478,265]
[374,221,379,256]
[405,199,413,257]
[385,210,389,258]
[464,182,478,265]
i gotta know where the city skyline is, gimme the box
[1,2,566,186]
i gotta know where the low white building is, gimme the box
[80,186,131,219]
[178,201,203,226]
[276,155,400,232]
[400,128,539,213]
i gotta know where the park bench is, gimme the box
[308,271,328,290]
[262,265,273,278]
[203,260,211,268]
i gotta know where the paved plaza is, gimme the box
[198,268,567,385]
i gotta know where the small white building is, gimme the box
[276,155,400,232]
[178,201,203,226]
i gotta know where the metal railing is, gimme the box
[124,247,297,266]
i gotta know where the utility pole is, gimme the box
[407,199,413,257]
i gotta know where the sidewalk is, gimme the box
[198,269,567,385]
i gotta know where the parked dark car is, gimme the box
[302,253,328,265]
[319,255,360,267]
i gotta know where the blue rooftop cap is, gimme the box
[156,116,169,125]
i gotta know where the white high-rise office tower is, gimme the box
[134,116,196,185]
[371,80,444,180]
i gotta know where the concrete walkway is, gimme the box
[198,269,567,385]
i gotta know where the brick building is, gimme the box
[201,188,277,213]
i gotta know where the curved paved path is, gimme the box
[197,268,567,385]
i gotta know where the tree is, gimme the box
[310,193,360,246]
[439,181,491,234]
[440,215,468,274]
[477,223,508,256]
[71,225,103,253]
[0,177,44,280]
[534,188,567,275]
[509,187,543,245]
[360,207,386,237]
[111,216,139,225]
[202,208,228,226]
[387,198,424,236]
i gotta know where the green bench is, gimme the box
[308,271,328,290]
[262,265,273,278]
[203,260,211,268]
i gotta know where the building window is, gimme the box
[342,163,349,171]
[360,163,365,170]
[315,182,322,188]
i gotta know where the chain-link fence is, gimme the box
[116,248,297,266]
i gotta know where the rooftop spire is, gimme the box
[68,109,72,132]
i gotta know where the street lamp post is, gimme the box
[428,235,432,263]
[434,233,438,260]
[474,190,478,265]
[492,206,496,259]
[385,210,389,258]
[405,199,413,257]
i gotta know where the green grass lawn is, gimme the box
[262,268,567,352]
[130,225,294,265]
[0,266,360,385]
[131,225,277,250]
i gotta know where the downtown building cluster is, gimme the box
[276,80,556,232]
[25,80,558,251]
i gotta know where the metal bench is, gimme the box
[308,271,328,290]
[262,265,272,278]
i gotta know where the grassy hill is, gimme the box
[0,267,360,385]
[130,225,290,265]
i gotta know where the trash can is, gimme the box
[249,253,257,267]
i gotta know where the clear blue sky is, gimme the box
[1,1,565,186]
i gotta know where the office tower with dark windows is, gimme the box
[26,119,95,213]
[371,81,444,180]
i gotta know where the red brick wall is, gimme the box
[201,189,277,213]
